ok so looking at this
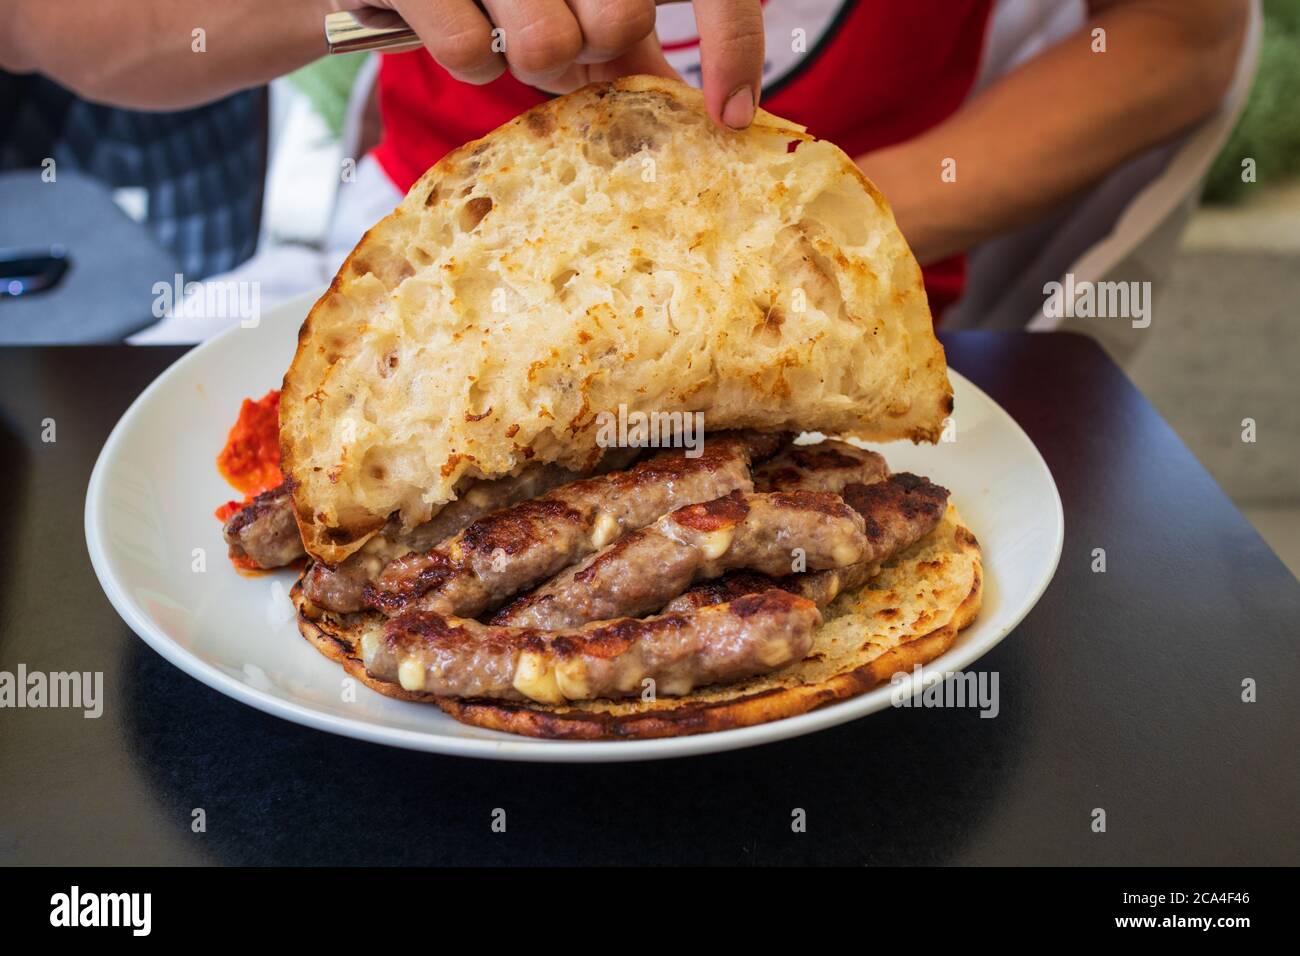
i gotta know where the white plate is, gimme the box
[87,293,1063,762]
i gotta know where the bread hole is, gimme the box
[352,247,415,286]
[753,296,785,337]
[633,258,655,274]
[803,189,868,247]
[555,161,576,185]
[458,196,493,232]
[580,141,614,171]
[770,224,845,321]
[360,449,390,482]
[551,268,578,295]
[410,246,434,267]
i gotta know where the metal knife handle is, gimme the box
[325,9,422,55]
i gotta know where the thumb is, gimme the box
[692,0,765,129]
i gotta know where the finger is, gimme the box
[588,31,680,83]
[481,0,583,87]
[534,32,679,95]
[691,0,765,129]
[392,0,505,84]
[565,0,657,64]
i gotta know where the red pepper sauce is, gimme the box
[217,389,283,496]
[214,389,286,572]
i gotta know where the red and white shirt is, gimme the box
[372,0,995,316]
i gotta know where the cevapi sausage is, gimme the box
[225,449,644,577]
[362,589,821,703]
[662,473,951,613]
[301,461,588,612]
[492,442,897,628]
[364,431,785,618]
[222,484,304,569]
[752,440,888,492]
[491,490,872,629]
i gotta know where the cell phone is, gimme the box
[0,245,70,298]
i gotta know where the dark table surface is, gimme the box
[1,332,1296,866]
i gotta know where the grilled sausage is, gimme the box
[490,438,891,628]
[662,473,950,613]
[491,490,871,629]
[222,484,304,569]
[365,432,784,618]
[362,589,821,703]
[301,461,587,612]
[752,440,888,492]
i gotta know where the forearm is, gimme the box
[859,0,1249,265]
[2,0,342,110]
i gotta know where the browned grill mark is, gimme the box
[781,446,867,471]
[670,490,750,532]
[766,490,857,519]
[526,110,556,137]
[364,551,456,613]
[459,498,586,558]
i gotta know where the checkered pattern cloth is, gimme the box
[0,73,265,279]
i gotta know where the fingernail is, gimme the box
[723,85,755,130]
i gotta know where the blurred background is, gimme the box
[1123,0,1300,574]
[1,0,1297,574]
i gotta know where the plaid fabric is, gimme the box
[0,73,266,279]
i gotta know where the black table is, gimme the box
[1,333,1296,866]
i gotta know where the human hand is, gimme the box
[356,1,765,128]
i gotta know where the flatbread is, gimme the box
[280,75,950,564]
[292,504,981,740]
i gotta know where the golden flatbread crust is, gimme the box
[292,504,981,740]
